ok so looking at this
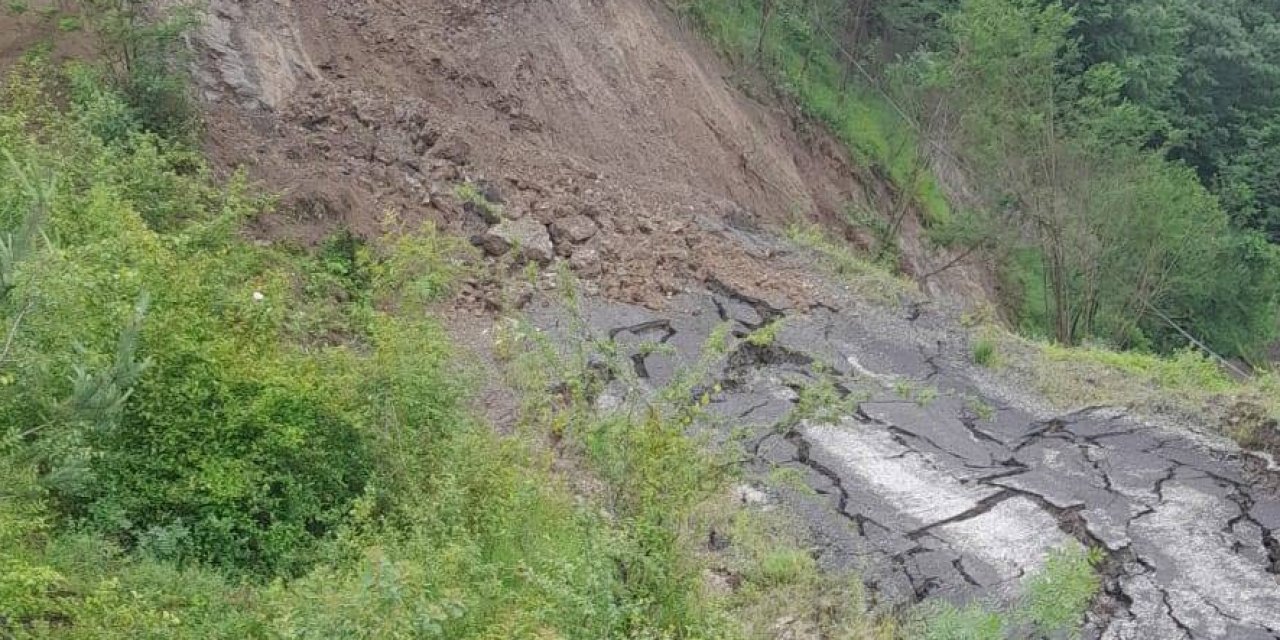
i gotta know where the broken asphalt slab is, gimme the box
[524,284,1280,639]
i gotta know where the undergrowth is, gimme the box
[0,45,758,640]
[786,222,918,303]
[495,279,905,639]
[993,327,1280,450]
[670,0,950,226]
[913,545,1103,639]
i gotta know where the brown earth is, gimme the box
[187,0,985,310]
[1,4,96,74]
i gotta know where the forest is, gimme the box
[681,0,1280,361]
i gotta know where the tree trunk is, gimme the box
[755,0,775,62]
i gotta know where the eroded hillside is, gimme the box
[3,0,1278,638]
[192,0,982,308]
[188,1,1280,638]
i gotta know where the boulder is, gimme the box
[481,217,554,264]
[550,214,598,245]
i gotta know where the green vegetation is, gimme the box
[678,0,1280,364]
[786,223,918,303]
[1021,546,1106,635]
[781,375,865,431]
[744,318,784,347]
[672,0,951,225]
[914,544,1103,639]
[971,338,997,368]
[928,0,1280,357]
[2,50,680,636]
[918,603,1005,640]
[965,396,995,421]
[454,182,502,224]
[995,326,1280,446]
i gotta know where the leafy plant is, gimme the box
[1020,545,1105,635]
[454,182,503,224]
[972,337,997,367]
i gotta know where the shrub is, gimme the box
[0,60,372,576]
[972,337,997,367]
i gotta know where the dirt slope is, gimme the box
[191,0,982,308]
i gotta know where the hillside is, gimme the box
[2,1,1279,639]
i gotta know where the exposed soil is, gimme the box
[190,0,986,309]
[0,5,96,74]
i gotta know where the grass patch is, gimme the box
[1021,546,1106,635]
[672,0,951,226]
[744,317,785,347]
[911,544,1103,639]
[965,395,995,421]
[972,337,998,368]
[985,323,1280,452]
[786,222,918,303]
[453,182,502,223]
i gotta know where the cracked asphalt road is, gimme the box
[529,280,1280,639]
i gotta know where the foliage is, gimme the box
[77,0,201,140]
[971,338,997,367]
[786,223,919,303]
[918,602,1005,640]
[1020,546,1105,635]
[913,543,1102,639]
[930,0,1280,358]
[0,51,747,639]
[744,318,784,347]
[0,56,373,576]
[672,0,951,224]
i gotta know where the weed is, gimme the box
[1020,545,1105,635]
[782,376,863,431]
[756,548,817,587]
[893,380,939,406]
[997,326,1280,450]
[786,222,918,303]
[745,318,784,347]
[766,466,816,495]
[917,602,1006,640]
[454,182,503,223]
[965,396,995,421]
[972,337,998,367]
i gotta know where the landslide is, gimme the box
[191,0,962,309]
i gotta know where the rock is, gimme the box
[473,232,511,257]
[476,179,505,204]
[482,218,553,264]
[771,616,819,640]
[463,200,501,225]
[550,215,598,245]
[431,138,471,165]
[568,248,602,277]
[734,484,768,506]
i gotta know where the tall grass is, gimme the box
[674,0,951,225]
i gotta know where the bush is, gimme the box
[79,0,201,140]
[972,338,997,367]
[0,59,373,576]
